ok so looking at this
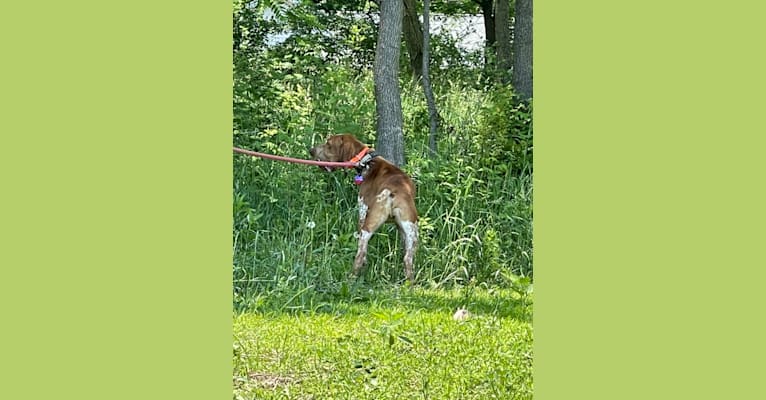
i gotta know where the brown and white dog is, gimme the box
[309,134,418,282]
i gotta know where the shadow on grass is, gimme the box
[236,281,532,323]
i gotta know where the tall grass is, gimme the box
[233,68,532,312]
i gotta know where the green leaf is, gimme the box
[398,335,413,345]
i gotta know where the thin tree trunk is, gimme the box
[374,0,406,166]
[474,0,495,68]
[422,0,439,156]
[495,0,512,83]
[402,0,423,81]
[512,0,533,101]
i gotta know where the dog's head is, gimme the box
[309,134,367,168]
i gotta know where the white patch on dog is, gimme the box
[399,220,418,277]
[374,189,394,220]
[354,229,373,272]
[375,189,391,202]
[400,221,418,252]
[358,196,368,225]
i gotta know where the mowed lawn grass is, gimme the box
[233,287,532,399]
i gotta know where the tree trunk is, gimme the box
[512,0,533,101]
[474,0,495,68]
[495,0,512,83]
[374,0,406,166]
[422,0,439,156]
[402,0,423,81]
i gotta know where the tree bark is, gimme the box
[422,0,439,156]
[473,0,495,68]
[374,0,406,166]
[495,0,512,83]
[402,0,423,80]
[512,0,533,101]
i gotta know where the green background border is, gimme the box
[1,1,231,398]
[535,1,766,398]
[3,0,766,399]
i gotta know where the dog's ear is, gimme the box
[341,135,363,161]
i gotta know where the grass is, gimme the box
[233,286,532,399]
[232,68,533,399]
[233,78,532,300]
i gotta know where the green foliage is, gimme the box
[461,84,533,176]
[233,67,532,310]
[429,34,486,83]
[232,0,533,308]
[312,67,376,138]
[233,0,490,138]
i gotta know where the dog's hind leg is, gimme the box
[401,221,418,283]
[394,211,418,283]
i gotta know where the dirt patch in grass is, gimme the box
[234,372,301,390]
